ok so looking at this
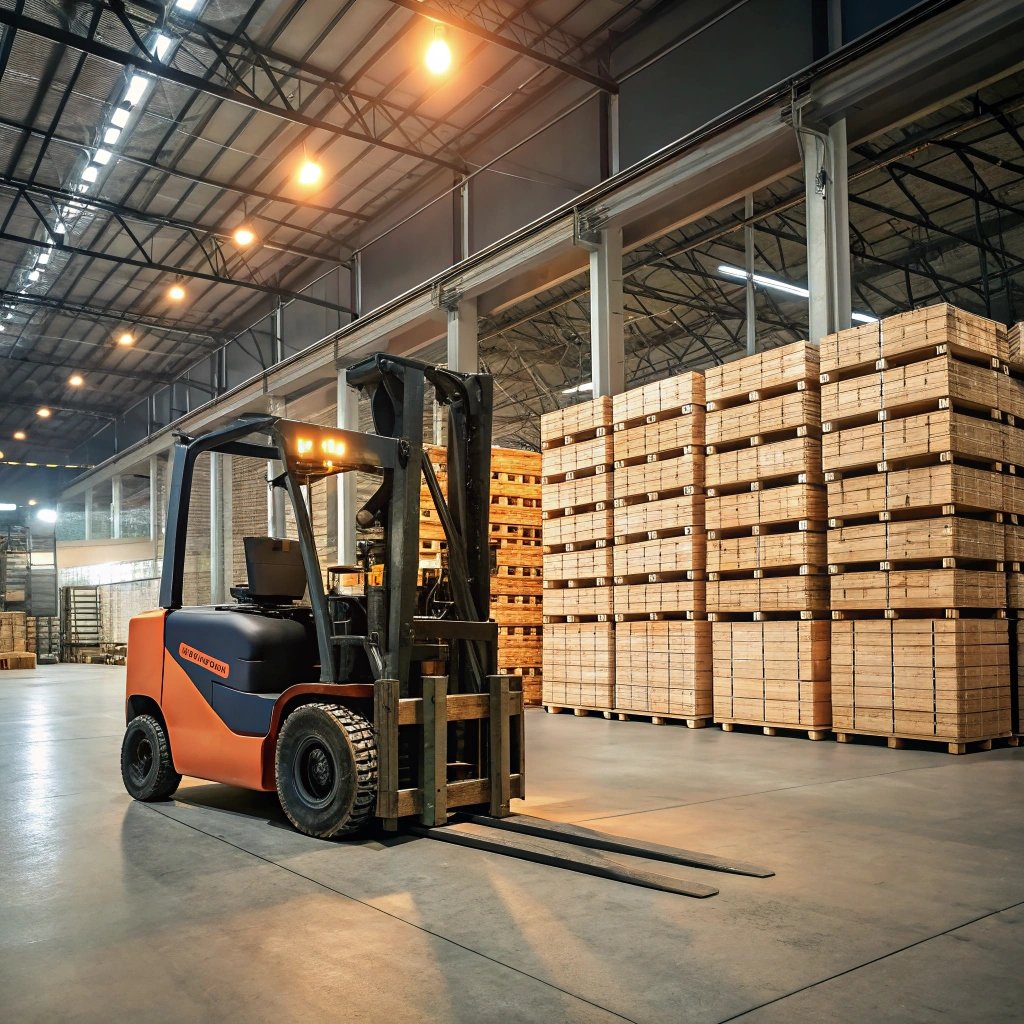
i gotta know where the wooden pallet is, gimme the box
[706,435,823,492]
[540,396,613,447]
[613,451,704,502]
[611,371,705,428]
[834,730,1018,755]
[718,720,831,741]
[707,390,820,448]
[545,705,712,727]
[705,342,820,409]
[613,418,704,466]
[542,506,614,548]
[0,651,36,670]
[542,620,615,709]
[707,483,827,533]
[830,569,1007,611]
[827,516,1005,566]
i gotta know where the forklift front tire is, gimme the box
[121,714,181,802]
[275,703,378,839]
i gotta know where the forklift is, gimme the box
[122,355,772,897]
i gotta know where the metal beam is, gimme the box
[0,229,353,315]
[446,297,479,373]
[0,8,467,173]
[587,228,625,397]
[385,0,617,93]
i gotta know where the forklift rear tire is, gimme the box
[275,703,377,839]
[121,714,181,802]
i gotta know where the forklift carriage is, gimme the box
[121,355,524,837]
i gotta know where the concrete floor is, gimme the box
[1,665,1022,1023]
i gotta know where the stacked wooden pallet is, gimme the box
[421,445,544,704]
[822,304,1013,751]
[0,610,33,671]
[611,373,711,724]
[541,398,616,711]
[705,342,831,737]
[1005,320,1024,736]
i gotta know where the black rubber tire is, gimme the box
[275,703,377,839]
[121,714,181,801]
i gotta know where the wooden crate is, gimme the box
[542,584,614,619]
[542,473,614,513]
[0,651,36,670]
[708,574,829,615]
[614,580,706,617]
[0,612,27,653]
[613,450,704,501]
[707,483,827,533]
[611,371,705,427]
[612,533,706,581]
[828,517,1005,568]
[821,304,1007,375]
[541,437,615,481]
[613,416,705,465]
[712,621,831,729]
[831,617,1011,743]
[613,492,703,541]
[827,464,1004,522]
[707,390,820,447]
[541,396,613,446]
[705,341,819,407]
[830,569,1007,611]
[542,507,614,549]
[615,620,712,718]
[706,435,822,490]
[709,530,826,574]
[543,547,614,583]
[542,621,615,709]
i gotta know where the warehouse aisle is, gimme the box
[1,666,1022,1023]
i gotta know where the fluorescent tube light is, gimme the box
[94,149,112,165]
[125,75,150,106]
[562,381,595,395]
[111,106,131,128]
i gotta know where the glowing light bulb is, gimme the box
[36,407,51,418]
[297,159,322,187]
[13,431,26,441]
[167,283,186,303]
[68,374,84,387]
[425,33,452,75]
[233,226,256,247]
[117,332,135,346]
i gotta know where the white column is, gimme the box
[589,228,625,397]
[608,93,620,176]
[829,119,852,333]
[111,476,122,540]
[801,119,852,343]
[745,193,756,356]
[210,453,224,604]
[447,297,478,373]
[83,487,93,541]
[337,371,358,565]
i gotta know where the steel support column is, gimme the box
[336,372,358,565]
[111,475,121,540]
[800,118,852,342]
[83,487,93,541]
[447,298,479,373]
[268,461,286,538]
[589,228,625,397]
[148,454,160,547]
[744,193,756,355]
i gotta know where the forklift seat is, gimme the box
[242,537,307,604]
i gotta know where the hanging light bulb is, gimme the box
[167,281,187,303]
[425,26,452,75]
[117,331,135,346]
[297,157,323,187]
[233,225,257,247]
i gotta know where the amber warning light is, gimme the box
[294,435,347,469]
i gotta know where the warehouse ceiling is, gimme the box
[480,70,1024,448]
[0,0,660,489]
[2,1,1024,486]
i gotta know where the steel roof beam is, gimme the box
[385,0,617,93]
[0,174,347,265]
[0,227,353,315]
[0,8,467,173]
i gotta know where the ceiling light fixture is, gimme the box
[68,374,84,387]
[0,503,14,512]
[125,74,150,106]
[175,0,199,10]
[13,431,26,441]
[111,105,131,129]
[154,34,173,61]
[233,225,257,247]
[117,331,135,346]
[425,26,452,75]
[561,381,595,395]
[94,149,112,165]
[167,282,187,303]
[716,264,879,324]
[28,270,40,282]
[38,252,50,265]
[104,126,121,145]
[27,499,37,506]
[36,508,58,524]
[297,157,323,187]
[36,407,52,418]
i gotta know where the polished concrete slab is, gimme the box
[1,664,1022,1023]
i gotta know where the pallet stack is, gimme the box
[611,374,711,725]
[421,445,545,704]
[1003,320,1023,737]
[0,611,34,670]
[705,342,831,737]
[541,398,616,711]
[822,305,1013,752]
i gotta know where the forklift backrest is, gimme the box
[243,537,306,602]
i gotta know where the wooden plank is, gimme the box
[488,675,512,817]
[420,675,448,827]
[373,678,400,824]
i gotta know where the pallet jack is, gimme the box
[121,354,771,897]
